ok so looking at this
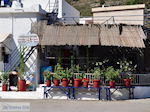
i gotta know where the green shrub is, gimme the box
[105,66,120,81]
[1,72,9,84]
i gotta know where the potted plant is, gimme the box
[44,70,53,86]
[73,65,83,87]
[93,68,102,88]
[118,61,136,87]
[61,69,68,87]
[61,68,73,87]
[120,72,134,87]
[1,72,9,91]
[17,47,27,91]
[105,66,120,88]
[82,76,89,88]
[53,63,62,86]
[92,61,108,88]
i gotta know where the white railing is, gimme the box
[49,73,150,86]
[73,73,150,86]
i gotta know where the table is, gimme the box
[42,86,72,99]
[105,86,135,101]
[71,87,102,100]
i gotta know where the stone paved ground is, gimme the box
[0,99,150,112]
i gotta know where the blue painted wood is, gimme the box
[42,86,71,99]
[104,86,135,100]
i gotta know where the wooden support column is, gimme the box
[45,46,47,67]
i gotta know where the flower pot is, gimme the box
[46,80,51,86]
[2,84,8,91]
[93,79,100,88]
[109,81,115,88]
[18,79,26,91]
[83,81,89,87]
[74,79,81,87]
[62,78,68,87]
[54,79,60,86]
[82,78,89,87]
[123,79,131,87]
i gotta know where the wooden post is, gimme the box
[45,46,47,67]
[86,46,89,72]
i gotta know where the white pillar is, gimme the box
[58,0,63,18]
[1,0,4,6]
[11,0,22,8]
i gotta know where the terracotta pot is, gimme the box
[46,80,51,86]
[18,80,26,91]
[54,79,60,86]
[2,83,8,91]
[62,78,68,87]
[123,79,131,87]
[74,79,81,87]
[109,81,115,88]
[83,81,89,87]
[93,79,100,88]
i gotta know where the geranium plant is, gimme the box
[44,70,53,80]
[82,78,89,83]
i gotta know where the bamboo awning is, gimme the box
[41,25,100,46]
[31,21,147,48]
[100,25,146,48]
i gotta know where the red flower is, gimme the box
[82,78,89,82]
[121,73,125,75]
[43,70,47,76]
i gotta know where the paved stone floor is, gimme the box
[0,99,150,112]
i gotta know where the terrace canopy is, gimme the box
[31,21,147,48]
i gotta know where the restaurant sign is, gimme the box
[18,34,39,46]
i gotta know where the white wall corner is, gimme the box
[58,0,63,18]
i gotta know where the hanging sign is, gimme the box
[18,34,39,46]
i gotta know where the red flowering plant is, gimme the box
[117,61,137,80]
[82,78,89,83]
[43,70,53,80]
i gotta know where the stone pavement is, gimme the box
[0,99,150,112]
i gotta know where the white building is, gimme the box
[79,17,93,24]
[0,0,80,88]
[92,4,145,25]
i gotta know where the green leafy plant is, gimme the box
[61,68,74,80]
[93,68,103,80]
[17,47,27,80]
[1,72,9,84]
[92,60,108,80]
[44,71,53,80]
[72,65,83,80]
[76,73,84,80]
[117,61,137,79]
[105,66,120,81]
[54,63,63,80]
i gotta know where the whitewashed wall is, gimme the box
[0,0,80,86]
[61,0,80,24]
[21,0,80,24]
[0,6,46,85]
